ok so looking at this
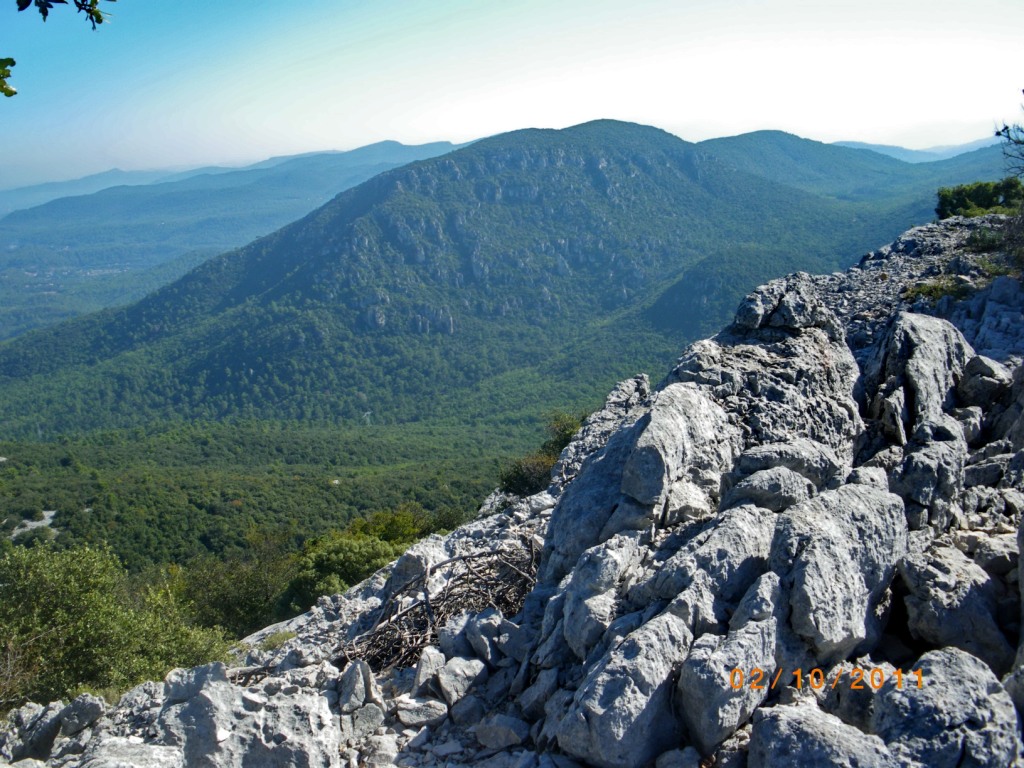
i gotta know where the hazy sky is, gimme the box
[2,0,1022,189]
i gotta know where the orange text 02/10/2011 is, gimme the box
[727,667,924,691]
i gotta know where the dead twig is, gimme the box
[333,534,539,673]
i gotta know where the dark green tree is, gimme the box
[498,410,586,496]
[935,178,1024,219]
[281,533,401,615]
[2,0,116,97]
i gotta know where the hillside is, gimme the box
[0,119,958,438]
[0,169,177,217]
[0,141,460,339]
[699,130,1005,205]
[834,135,1001,163]
[0,130,1005,344]
[6,216,1024,767]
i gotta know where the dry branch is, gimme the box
[334,534,539,672]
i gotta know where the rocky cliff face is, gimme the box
[5,215,1024,768]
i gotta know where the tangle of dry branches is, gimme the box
[334,534,539,672]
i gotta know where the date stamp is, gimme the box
[728,667,924,691]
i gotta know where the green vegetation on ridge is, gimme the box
[0,121,975,438]
[0,141,460,339]
[0,420,528,572]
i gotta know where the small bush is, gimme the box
[0,545,230,707]
[258,630,297,652]
[281,533,401,614]
[936,178,1024,219]
[498,453,557,496]
[497,410,587,497]
[903,275,972,303]
[1005,208,1024,267]
[966,227,1005,254]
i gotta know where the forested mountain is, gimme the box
[698,130,1004,206]
[833,135,1001,163]
[0,140,460,339]
[0,169,177,217]
[0,119,1003,438]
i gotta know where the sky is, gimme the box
[1,0,1023,189]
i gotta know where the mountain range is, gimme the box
[0,119,1008,438]
[0,131,1003,343]
[833,135,1001,163]
[0,141,461,340]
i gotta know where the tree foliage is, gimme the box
[2,0,116,97]
[498,410,585,496]
[935,177,1024,219]
[996,89,1024,261]
[281,534,402,615]
[0,544,229,707]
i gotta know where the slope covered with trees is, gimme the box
[0,120,987,436]
[0,141,460,339]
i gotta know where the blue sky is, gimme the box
[2,0,1023,189]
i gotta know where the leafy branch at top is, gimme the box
[2,0,116,97]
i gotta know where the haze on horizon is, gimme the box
[1,0,1022,190]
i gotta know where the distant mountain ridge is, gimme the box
[0,140,463,339]
[0,119,1007,437]
[698,130,1004,208]
[833,135,1001,163]
[0,168,177,216]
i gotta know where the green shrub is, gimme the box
[347,502,431,544]
[936,178,1024,219]
[903,275,972,303]
[177,531,298,638]
[0,545,229,708]
[498,410,587,497]
[498,453,557,496]
[258,630,297,652]
[281,533,401,613]
[966,227,1005,254]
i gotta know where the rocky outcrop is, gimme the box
[6,216,1024,768]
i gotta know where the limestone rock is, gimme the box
[436,656,489,706]
[518,667,559,720]
[749,700,898,768]
[959,355,1013,407]
[899,543,1015,675]
[413,645,446,697]
[0,702,64,763]
[157,677,341,767]
[59,695,107,738]
[561,533,643,660]
[732,438,844,490]
[337,658,384,714]
[868,312,974,429]
[466,607,504,667]
[720,465,815,512]
[629,503,775,611]
[76,737,185,767]
[394,695,448,728]
[556,613,691,768]
[620,382,740,508]
[677,573,781,753]
[872,647,1022,768]
[475,713,530,749]
[770,484,907,662]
